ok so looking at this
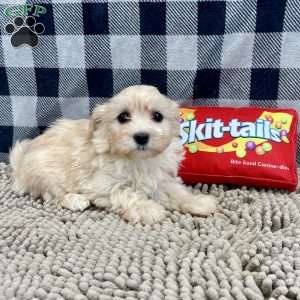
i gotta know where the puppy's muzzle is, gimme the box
[133,132,149,147]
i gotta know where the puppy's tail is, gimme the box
[9,139,31,172]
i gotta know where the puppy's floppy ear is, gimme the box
[89,103,109,136]
[164,96,180,120]
[88,103,112,154]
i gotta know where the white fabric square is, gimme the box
[2,36,34,67]
[167,35,197,70]
[110,35,141,69]
[12,96,37,127]
[59,97,89,119]
[221,33,255,68]
[56,35,85,68]
[280,33,300,68]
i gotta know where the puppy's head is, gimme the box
[90,85,180,159]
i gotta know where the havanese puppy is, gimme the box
[9,85,217,224]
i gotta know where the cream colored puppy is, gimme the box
[9,85,217,224]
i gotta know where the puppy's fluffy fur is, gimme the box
[10,85,216,224]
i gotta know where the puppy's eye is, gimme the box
[152,111,163,122]
[117,111,131,124]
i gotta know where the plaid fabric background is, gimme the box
[0,0,300,162]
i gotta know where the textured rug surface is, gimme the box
[1,163,300,300]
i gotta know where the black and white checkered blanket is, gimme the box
[0,0,299,162]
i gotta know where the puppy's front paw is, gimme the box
[61,193,90,211]
[181,194,217,217]
[122,201,166,225]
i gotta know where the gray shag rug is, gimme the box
[1,163,300,300]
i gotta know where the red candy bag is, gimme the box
[178,106,298,191]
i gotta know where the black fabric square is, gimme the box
[35,4,55,35]
[140,3,166,35]
[0,68,9,95]
[198,2,226,35]
[83,3,109,34]
[256,0,286,32]
[141,70,167,94]
[0,126,13,153]
[87,69,113,97]
[36,68,59,97]
[250,69,280,100]
[193,69,220,98]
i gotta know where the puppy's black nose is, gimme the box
[133,132,149,146]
